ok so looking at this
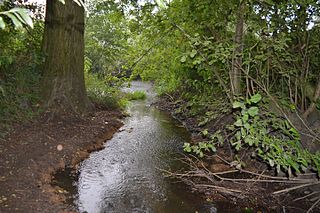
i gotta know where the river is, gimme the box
[74,81,216,213]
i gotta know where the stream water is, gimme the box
[71,81,218,213]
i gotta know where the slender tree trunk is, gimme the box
[41,0,92,113]
[230,1,244,97]
[303,75,320,119]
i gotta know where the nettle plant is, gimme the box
[230,94,320,176]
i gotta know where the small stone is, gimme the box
[57,144,63,151]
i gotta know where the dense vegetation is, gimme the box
[1,0,320,192]
[101,0,320,177]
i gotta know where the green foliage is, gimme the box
[0,8,33,29]
[183,131,222,158]
[126,91,146,101]
[84,58,126,110]
[183,141,216,158]
[230,94,320,176]
[85,1,129,77]
[0,19,44,138]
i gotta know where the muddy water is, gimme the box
[76,81,216,213]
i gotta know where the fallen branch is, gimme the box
[294,191,320,202]
[307,196,320,213]
[273,182,320,195]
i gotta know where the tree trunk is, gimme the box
[303,75,320,119]
[230,1,244,97]
[41,0,92,113]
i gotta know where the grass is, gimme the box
[126,90,147,101]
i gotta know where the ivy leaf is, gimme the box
[250,94,262,104]
[247,107,259,117]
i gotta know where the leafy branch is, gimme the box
[0,8,33,29]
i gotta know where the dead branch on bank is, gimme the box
[158,154,320,209]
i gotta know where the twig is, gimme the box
[194,184,243,194]
[294,191,320,202]
[215,154,294,180]
[307,197,320,213]
[273,182,320,195]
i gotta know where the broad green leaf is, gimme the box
[0,17,5,29]
[190,49,197,58]
[155,0,166,9]
[234,119,243,127]
[244,123,250,130]
[10,8,33,28]
[180,56,186,63]
[6,13,22,29]
[183,143,192,152]
[250,94,262,104]
[211,146,216,152]
[242,113,249,123]
[247,107,259,117]
[246,137,254,146]
[232,101,243,109]
[201,129,208,136]
[199,151,204,158]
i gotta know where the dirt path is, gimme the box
[0,109,123,213]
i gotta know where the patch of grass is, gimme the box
[126,91,147,101]
[85,69,130,110]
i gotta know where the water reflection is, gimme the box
[76,81,206,213]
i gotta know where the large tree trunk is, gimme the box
[230,2,244,97]
[41,0,92,113]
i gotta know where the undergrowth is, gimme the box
[178,93,320,177]
[0,23,43,139]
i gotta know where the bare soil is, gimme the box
[0,107,123,213]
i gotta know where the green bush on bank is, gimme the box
[0,23,44,138]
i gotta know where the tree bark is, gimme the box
[303,75,320,119]
[230,1,244,97]
[41,0,92,113]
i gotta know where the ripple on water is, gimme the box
[76,81,217,213]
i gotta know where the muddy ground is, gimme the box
[0,107,123,213]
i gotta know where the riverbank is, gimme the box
[155,94,320,212]
[0,106,123,213]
